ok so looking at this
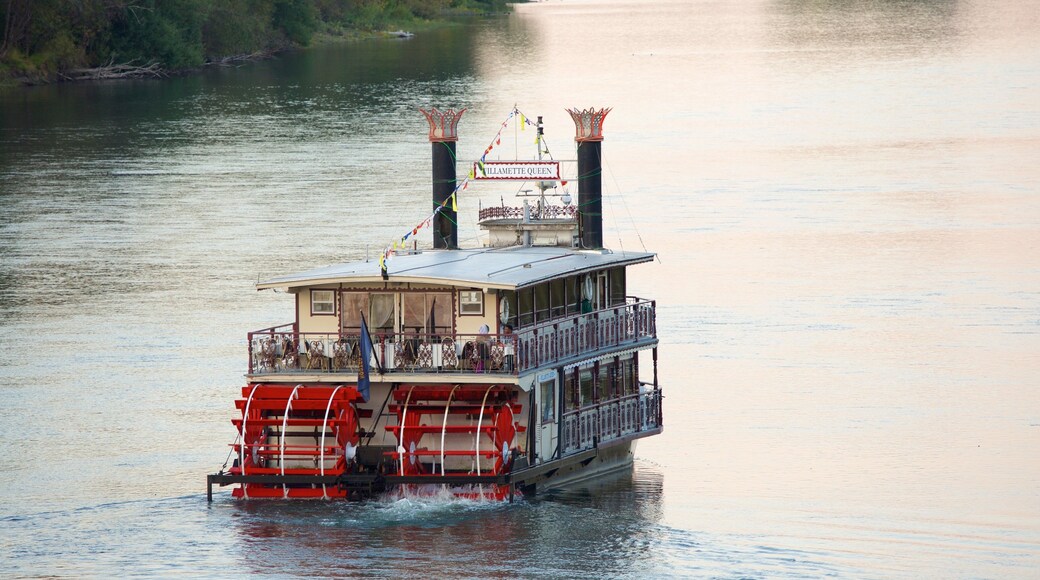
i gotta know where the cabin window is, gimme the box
[402,292,452,336]
[341,292,368,330]
[518,287,535,327]
[579,369,594,407]
[566,369,579,410]
[596,271,609,310]
[310,290,335,315]
[540,379,556,423]
[618,359,629,396]
[622,358,638,396]
[369,293,395,334]
[459,290,483,315]
[534,284,550,322]
[568,276,582,315]
[597,363,611,401]
[610,267,626,306]
[550,279,566,318]
[498,291,518,329]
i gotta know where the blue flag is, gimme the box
[358,316,373,402]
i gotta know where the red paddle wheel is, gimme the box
[492,404,517,474]
[229,383,363,499]
[385,384,524,499]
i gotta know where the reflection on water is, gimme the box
[2,0,1039,576]
[226,466,665,577]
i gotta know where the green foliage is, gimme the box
[273,0,319,45]
[2,0,510,83]
[103,0,206,68]
[202,0,275,57]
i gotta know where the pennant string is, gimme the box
[379,106,542,271]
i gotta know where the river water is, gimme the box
[1,0,1039,577]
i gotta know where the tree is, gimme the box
[272,0,317,46]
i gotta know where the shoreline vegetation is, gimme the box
[0,0,510,87]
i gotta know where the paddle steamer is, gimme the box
[207,107,662,500]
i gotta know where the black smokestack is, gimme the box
[420,107,466,249]
[567,108,611,250]
[431,141,457,249]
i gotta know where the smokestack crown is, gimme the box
[566,107,611,142]
[420,107,466,142]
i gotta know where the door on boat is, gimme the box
[536,371,558,463]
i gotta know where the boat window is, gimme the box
[310,289,335,315]
[340,292,368,330]
[534,283,550,322]
[565,276,580,315]
[550,279,566,318]
[499,290,518,329]
[596,271,609,311]
[566,369,579,410]
[459,290,483,315]
[597,363,611,402]
[402,293,426,333]
[621,359,634,396]
[540,379,555,423]
[610,267,626,306]
[369,293,395,334]
[579,369,594,407]
[429,293,451,335]
[402,292,452,336]
[518,287,535,327]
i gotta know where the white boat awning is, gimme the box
[256,246,655,291]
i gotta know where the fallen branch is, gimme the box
[59,59,167,81]
[204,50,273,67]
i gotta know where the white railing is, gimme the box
[561,388,663,455]
[247,297,656,376]
[514,297,657,371]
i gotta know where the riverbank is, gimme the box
[0,1,506,89]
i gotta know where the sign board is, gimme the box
[473,161,560,181]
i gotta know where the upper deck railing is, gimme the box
[477,204,577,222]
[246,297,656,377]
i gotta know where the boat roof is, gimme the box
[256,246,655,291]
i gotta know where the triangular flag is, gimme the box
[469,167,475,179]
[561,180,568,186]
[520,114,526,130]
[451,193,458,212]
[496,137,501,145]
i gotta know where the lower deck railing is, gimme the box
[561,387,663,455]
